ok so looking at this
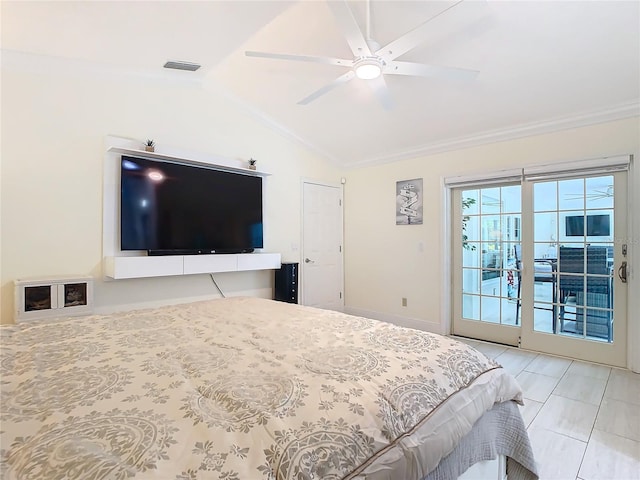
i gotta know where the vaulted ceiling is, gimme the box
[2,1,639,167]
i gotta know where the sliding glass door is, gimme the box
[520,171,628,367]
[452,183,522,346]
[451,165,629,367]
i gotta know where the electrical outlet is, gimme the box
[402,297,407,307]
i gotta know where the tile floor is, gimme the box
[453,337,640,480]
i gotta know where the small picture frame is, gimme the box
[15,276,93,322]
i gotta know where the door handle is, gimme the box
[618,261,627,283]
[305,258,315,264]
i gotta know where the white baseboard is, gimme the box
[344,306,444,335]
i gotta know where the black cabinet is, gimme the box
[274,262,298,304]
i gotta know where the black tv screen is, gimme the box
[565,214,610,237]
[120,156,263,254]
[565,215,584,236]
[587,214,611,236]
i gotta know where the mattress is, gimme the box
[0,297,537,479]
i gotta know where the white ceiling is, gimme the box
[2,1,639,168]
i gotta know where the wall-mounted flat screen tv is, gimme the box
[120,155,263,255]
[565,214,610,237]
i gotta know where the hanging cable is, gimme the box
[210,273,226,298]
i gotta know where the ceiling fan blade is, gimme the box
[377,0,466,62]
[386,60,479,81]
[326,0,372,57]
[298,70,356,105]
[368,76,394,110]
[245,51,352,68]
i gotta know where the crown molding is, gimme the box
[4,49,637,170]
[346,101,640,169]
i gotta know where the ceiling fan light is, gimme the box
[355,63,382,80]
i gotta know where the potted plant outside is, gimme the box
[145,139,155,152]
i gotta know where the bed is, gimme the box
[0,296,538,479]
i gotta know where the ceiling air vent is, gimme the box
[163,61,201,72]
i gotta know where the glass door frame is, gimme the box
[448,158,630,368]
[519,171,628,367]
[451,182,522,347]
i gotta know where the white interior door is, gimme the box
[301,181,344,310]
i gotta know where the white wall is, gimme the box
[3,63,638,368]
[343,117,640,368]
[0,68,342,323]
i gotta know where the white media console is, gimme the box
[103,136,280,280]
[104,253,281,280]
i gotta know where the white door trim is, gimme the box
[443,156,636,370]
[300,178,344,309]
[626,156,638,372]
[441,177,453,336]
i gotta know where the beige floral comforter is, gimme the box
[0,297,524,479]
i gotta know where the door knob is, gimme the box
[618,261,628,283]
[305,258,315,263]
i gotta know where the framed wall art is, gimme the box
[396,178,423,225]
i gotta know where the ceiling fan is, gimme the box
[565,185,614,201]
[245,0,479,109]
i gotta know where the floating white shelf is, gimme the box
[104,253,281,280]
[107,146,270,177]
